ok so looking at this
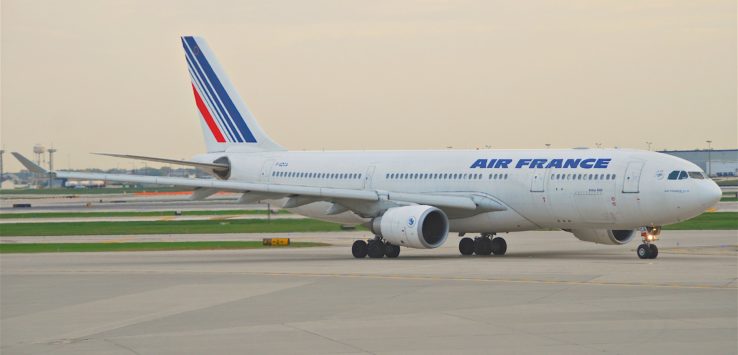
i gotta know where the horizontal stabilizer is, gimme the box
[94,153,228,170]
[12,153,48,174]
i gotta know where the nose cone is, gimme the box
[702,180,722,210]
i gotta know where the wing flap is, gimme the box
[54,170,500,212]
[54,171,380,202]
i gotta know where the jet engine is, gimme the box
[370,205,449,249]
[569,229,636,245]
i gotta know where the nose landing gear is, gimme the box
[636,226,660,259]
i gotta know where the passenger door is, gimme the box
[530,170,546,192]
[259,159,275,183]
[622,162,644,193]
[363,166,376,189]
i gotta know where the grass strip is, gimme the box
[716,179,738,187]
[0,219,360,236]
[0,209,290,219]
[0,241,328,253]
[720,197,737,202]
[663,212,738,230]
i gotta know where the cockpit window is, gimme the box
[667,170,689,180]
[688,171,705,179]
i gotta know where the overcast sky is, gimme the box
[1,0,736,171]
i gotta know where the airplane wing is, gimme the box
[13,153,505,217]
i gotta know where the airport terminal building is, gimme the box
[660,149,738,177]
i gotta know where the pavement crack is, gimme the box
[283,323,374,354]
[103,338,141,355]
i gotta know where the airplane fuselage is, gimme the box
[198,148,720,233]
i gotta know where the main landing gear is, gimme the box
[637,226,661,259]
[458,234,507,256]
[352,238,400,259]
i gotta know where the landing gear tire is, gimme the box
[459,237,474,256]
[385,244,401,258]
[352,240,368,258]
[367,240,386,258]
[648,244,658,259]
[491,237,507,256]
[637,244,651,259]
[474,237,492,256]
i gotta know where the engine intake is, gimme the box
[569,229,636,245]
[370,205,449,249]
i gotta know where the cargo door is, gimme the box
[622,162,644,193]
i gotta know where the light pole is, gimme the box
[645,141,652,151]
[705,140,712,177]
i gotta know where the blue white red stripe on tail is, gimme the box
[181,36,258,143]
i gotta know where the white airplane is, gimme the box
[14,36,721,260]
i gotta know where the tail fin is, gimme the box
[181,36,284,153]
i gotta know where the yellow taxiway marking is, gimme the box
[100,238,135,243]
[209,216,237,221]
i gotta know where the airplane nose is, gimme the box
[703,181,722,208]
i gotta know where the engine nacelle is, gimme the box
[569,229,636,245]
[370,205,449,249]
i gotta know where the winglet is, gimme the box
[12,152,49,174]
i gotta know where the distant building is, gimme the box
[659,149,738,177]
